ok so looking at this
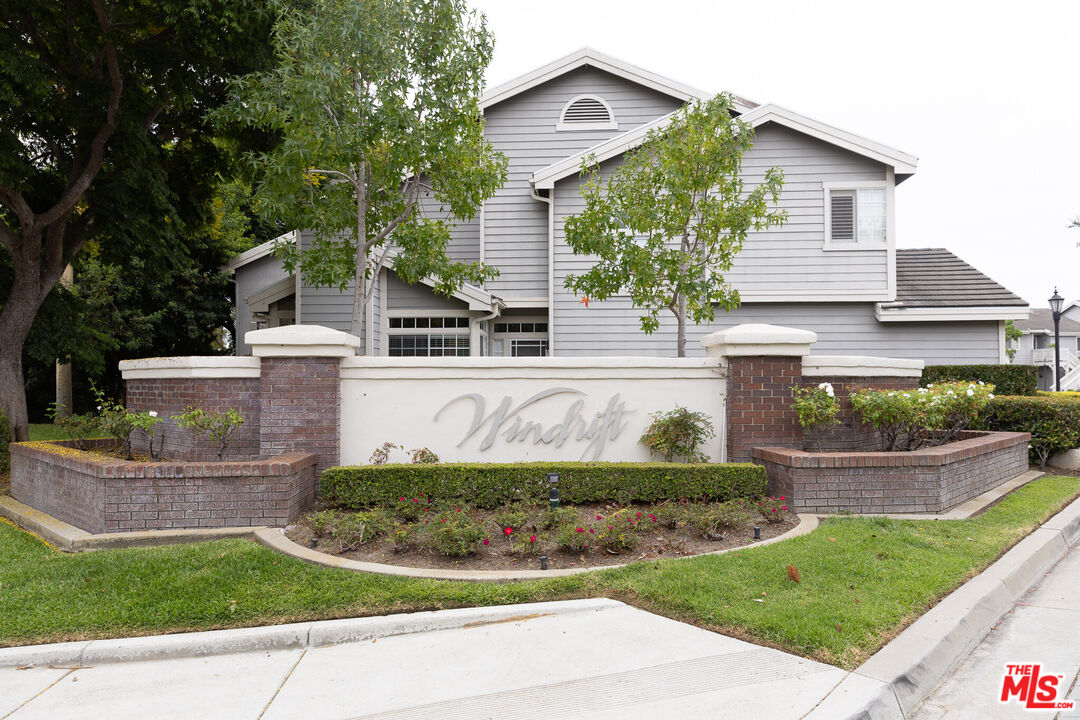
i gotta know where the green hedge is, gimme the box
[0,408,9,473]
[973,395,1080,465]
[922,364,1038,396]
[320,462,768,509]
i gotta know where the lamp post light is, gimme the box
[1050,288,1065,392]
[546,473,560,510]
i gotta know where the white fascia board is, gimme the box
[371,249,498,312]
[802,355,923,377]
[533,102,919,190]
[119,356,261,380]
[532,113,675,189]
[479,47,732,112]
[222,231,298,273]
[875,305,1031,322]
[740,105,919,175]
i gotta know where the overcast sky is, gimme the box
[470,0,1080,309]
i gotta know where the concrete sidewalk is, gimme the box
[912,541,1080,720]
[0,599,844,720]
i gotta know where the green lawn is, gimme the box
[1,475,1077,668]
[27,423,108,442]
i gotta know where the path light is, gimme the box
[309,537,318,549]
[1050,288,1065,392]
[753,526,761,540]
[547,472,560,510]
[540,556,549,571]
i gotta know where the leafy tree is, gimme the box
[0,1,274,441]
[214,0,507,343]
[564,94,786,357]
[1005,319,1023,363]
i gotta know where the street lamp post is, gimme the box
[1050,288,1064,392]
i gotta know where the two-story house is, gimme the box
[226,48,1029,361]
[1011,301,1080,390]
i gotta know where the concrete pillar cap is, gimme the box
[246,324,361,358]
[700,323,817,358]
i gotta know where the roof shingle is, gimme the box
[888,249,1028,309]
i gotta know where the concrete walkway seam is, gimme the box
[804,493,1080,720]
[0,598,623,669]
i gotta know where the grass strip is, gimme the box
[1,475,1077,668]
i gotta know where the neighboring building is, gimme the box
[225,48,1029,361]
[1011,303,1080,390]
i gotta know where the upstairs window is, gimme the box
[824,183,887,247]
[557,95,617,131]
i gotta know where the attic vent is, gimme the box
[557,95,617,131]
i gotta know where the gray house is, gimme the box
[1011,302,1080,390]
[226,48,1028,362]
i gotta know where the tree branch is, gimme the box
[362,174,420,253]
[0,186,35,233]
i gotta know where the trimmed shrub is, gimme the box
[922,364,1037,396]
[973,395,1080,465]
[0,408,9,473]
[320,462,767,510]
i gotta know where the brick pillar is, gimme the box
[700,324,817,463]
[248,325,361,477]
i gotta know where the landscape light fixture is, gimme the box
[753,526,761,540]
[1050,288,1065,392]
[547,473,560,509]
[540,556,549,571]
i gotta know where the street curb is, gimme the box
[0,496,266,551]
[804,492,1080,720]
[253,514,820,582]
[0,598,622,669]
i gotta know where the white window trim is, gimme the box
[822,180,890,251]
[556,94,618,132]
[491,316,550,357]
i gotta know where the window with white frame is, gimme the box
[387,315,470,357]
[491,317,549,356]
[824,184,887,246]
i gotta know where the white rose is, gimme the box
[966,388,974,396]
[148,411,158,417]
[826,386,835,397]
[888,392,896,397]
[818,382,827,389]
[989,393,995,399]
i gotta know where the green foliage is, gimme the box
[92,385,135,459]
[129,411,164,461]
[791,383,840,431]
[639,407,716,462]
[173,407,245,460]
[408,447,440,464]
[214,0,507,334]
[308,509,391,551]
[563,94,786,356]
[922,364,1037,396]
[973,395,1080,466]
[45,403,101,451]
[1004,321,1023,363]
[556,523,592,552]
[320,462,767,510]
[850,382,995,451]
[430,512,486,557]
[756,496,789,524]
[684,501,755,537]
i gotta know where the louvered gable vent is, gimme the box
[557,95,616,130]
[830,191,855,241]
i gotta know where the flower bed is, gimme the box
[752,431,1031,514]
[9,439,316,534]
[286,495,797,571]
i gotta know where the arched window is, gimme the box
[557,95,617,131]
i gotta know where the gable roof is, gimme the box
[1014,308,1080,335]
[222,231,297,273]
[480,47,756,114]
[889,249,1028,308]
[530,102,918,190]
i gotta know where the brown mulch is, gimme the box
[286,502,798,572]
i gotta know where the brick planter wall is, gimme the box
[258,357,340,474]
[725,356,804,462]
[752,431,1031,514]
[10,440,316,534]
[126,377,262,461]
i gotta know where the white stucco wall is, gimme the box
[339,356,727,464]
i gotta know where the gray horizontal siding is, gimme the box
[551,301,1002,365]
[417,184,480,263]
[384,271,467,311]
[233,254,292,356]
[483,65,685,300]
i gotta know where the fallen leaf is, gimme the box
[828,537,836,542]
[753,598,764,603]
[836,623,843,633]
[16,665,32,671]
[761,590,767,597]
[787,565,801,583]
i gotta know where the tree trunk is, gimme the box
[676,293,687,358]
[0,251,51,442]
[350,177,368,345]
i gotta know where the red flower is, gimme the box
[529,535,537,543]
[440,518,447,523]
[779,496,785,501]
[607,526,613,531]
[398,497,406,501]
[483,538,490,546]
[596,515,602,521]
[504,527,513,535]
[589,529,594,534]
[772,508,777,513]
[412,498,419,503]
[575,528,584,533]
[781,505,787,511]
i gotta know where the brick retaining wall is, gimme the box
[10,440,315,533]
[752,431,1031,514]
